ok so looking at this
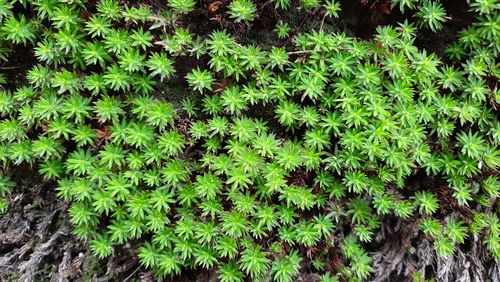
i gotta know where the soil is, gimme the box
[1,1,498,282]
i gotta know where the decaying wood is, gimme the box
[18,231,63,282]
[369,216,500,281]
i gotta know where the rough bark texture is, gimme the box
[369,216,500,282]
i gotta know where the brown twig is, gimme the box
[319,13,328,32]
[123,266,141,282]
[0,66,20,70]
[287,50,316,55]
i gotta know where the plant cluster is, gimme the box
[0,0,498,281]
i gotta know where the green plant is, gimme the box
[219,261,244,282]
[273,0,291,10]
[274,22,291,39]
[416,1,447,32]
[0,197,7,213]
[239,245,270,279]
[91,234,114,259]
[1,15,37,45]
[168,0,196,14]
[392,0,419,12]
[300,0,321,10]
[0,0,499,281]
[0,173,14,196]
[324,0,341,18]
[470,0,499,15]
[413,191,439,215]
[271,251,302,282]
[148,53,175,82]
[228,0,257,23]
[97,0,122,20]
[186,67,214,93]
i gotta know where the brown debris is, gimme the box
[207,1,223,15]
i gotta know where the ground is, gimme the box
[0,0,499,281]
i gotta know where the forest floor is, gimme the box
[1,0,499,281]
